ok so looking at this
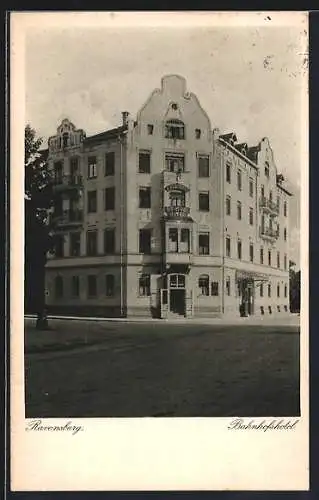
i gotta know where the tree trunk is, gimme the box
[35,253,50,330]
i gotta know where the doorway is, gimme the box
[239,279,254,316]
[170,289,185,315]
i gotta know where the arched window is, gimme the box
[169,189,185,207]
[165,119,185,140]
[198,274,209,296]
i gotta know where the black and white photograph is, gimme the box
[11,11,308,491]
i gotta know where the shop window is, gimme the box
[139,274,150,296]
[198,275,209,296]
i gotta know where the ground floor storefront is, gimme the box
[45,263,290,319]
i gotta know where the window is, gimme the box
[277,196,280,211]
[226,163,231,183]
[62,132,69,148]
[168,228,178,252]
[70,232,81,257]
[54,161,63,183]
[88,156,97,178]
[195,128,201,139]
[261,214,265,233]
[199,233,210,255]
[284,201,287,217]
[249,177,254,197]
[170,274,185,288]
[70,157,79,177]
[198,275,209,296]
[165,119,185,139]
[139,151,151,173]
[260,247,264,265]
[199,192,209,211]
[269,190,273,202]
[277,224,280,239]
[139,273,150,296]
[268,284,271,297]
[249,207,254,225]
[265,161,270,178]
[139,187,151,209]
[180,228,190,252]
[268,250,272,266]
[284,284,288,298]
[226,236,231,257]
[284,254,287,270]
[105,152,115,176]
[237,239,242,260]
[169,190,185,207]
[105,274,115,296]
[87,275,97,297]
[284,228,287,241]
[147,124,154,135]
[87,190,97,213]
[261,185,265,197]
[260,284,264,297]
[104,228,115,254]
[55,235,64,257]
[226,196,231,216]
[237,201,242,220]
[211,281,219,296]
[105,187,115,210]
[165,153,185,173]
[86,230,98,256]
[198,155,209,177]
[54,276,63,298]
[226,276,231,296]
[237,170,242,191]
[277,283,280,298]
[249,243,254,262]
[71,276,80,297]
[277,251,280,268]
[139,228,152,254]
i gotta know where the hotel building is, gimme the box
[44,74,292,318]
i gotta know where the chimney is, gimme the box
[122,111,129,126]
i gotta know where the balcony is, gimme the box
[259,226,279,241]
[52,209,83,228]
[162,170,190,191]
[53,174,83,192]
[259,196,279,216]
[164,251,193,267]
[164,206,191,220]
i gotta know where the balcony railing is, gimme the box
[259,196,279,215]
[164,206,191,219]
[259,226,279,241]
[52,209,83,227]
[53,174,83,190]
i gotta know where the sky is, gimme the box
[24,14,307,265]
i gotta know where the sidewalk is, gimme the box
[24,313,300,327]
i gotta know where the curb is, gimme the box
[24,314,300,327]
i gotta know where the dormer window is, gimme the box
[147,124,154,135]
[195,128,201,139]
[171,103,178,110]
[165,119,185,140]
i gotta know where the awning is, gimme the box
[236,270,270,282]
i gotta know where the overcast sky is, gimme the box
[24,15,306,265]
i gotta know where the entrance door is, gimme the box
[170,289,185,315]
[240,279,254,316]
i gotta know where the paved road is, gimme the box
[24,319,300,418]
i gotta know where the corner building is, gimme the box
[45,75,292,318]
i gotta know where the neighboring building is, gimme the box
[44,74,292,318]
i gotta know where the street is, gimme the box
[24,318,300,417]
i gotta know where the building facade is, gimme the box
[45,74,292,318]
